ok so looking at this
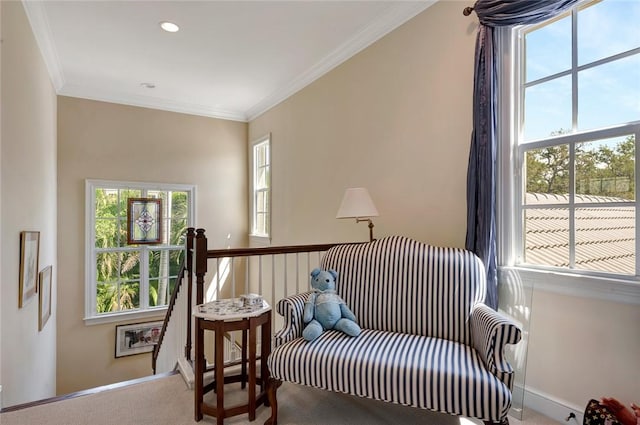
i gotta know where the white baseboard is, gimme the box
[518,385,583,424]
[510,384,525,417]
[179,357,580,424]
[177,357,195,390]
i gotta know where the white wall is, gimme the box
[0,1,57,407]
[250,0,474,248]
[526,290,639,413]
[56,96,248,394]
[249,0,640,419]
[1,0,636,415]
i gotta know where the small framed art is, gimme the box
[39,265,52,330]
[115,321,163,358]
[127,198,162,244]
[19,231,40,308]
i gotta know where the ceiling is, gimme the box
[23,1,436,122]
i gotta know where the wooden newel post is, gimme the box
[185,227,196,360]
[186,227,195,272]
[194,228,208,306]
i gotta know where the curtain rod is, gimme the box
[463,6,474,16]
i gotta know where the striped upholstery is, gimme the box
[321,236,485,345]
[273,291,311,347]
[471,303,522,390]
[268,236,521,423]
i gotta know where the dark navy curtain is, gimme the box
[465,0,579,310]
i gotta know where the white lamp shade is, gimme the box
[336,188,379,219]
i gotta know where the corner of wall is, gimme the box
[0,0,57,407]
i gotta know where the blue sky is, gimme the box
[522,0,640,142]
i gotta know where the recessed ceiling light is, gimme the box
[160,21,179,33]
[140,82,156,89]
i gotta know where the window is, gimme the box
[508,0,640,279]
[85,180,195,324]
[250,134,271,239]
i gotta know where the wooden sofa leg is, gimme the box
[264,377,282,425]
[484,419,510,425]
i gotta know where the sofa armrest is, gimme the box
[273,291,313,347]
[470,303,522,389]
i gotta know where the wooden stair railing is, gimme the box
[153,226,353,375]
[193,228,342,307]
[152,227,196,374]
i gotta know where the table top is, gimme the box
[193,298,271,321]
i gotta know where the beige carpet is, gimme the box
[0,374,559,425]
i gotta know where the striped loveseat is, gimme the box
[265,236,522,425]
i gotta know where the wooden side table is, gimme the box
[194,299,272,424]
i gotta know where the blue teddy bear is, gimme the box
[302,268,361,342]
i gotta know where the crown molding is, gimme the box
[245,1,437,122]
[59,84,248,122]
[23,0,245,120]
[23,0,435,123]
[21,0,65,91]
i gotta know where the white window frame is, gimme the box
[497,2,640,305]
[84,179,196,325]
[249,134,271,242]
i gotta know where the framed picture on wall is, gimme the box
[115,321,163,358]
[39,265,53,331]
[19,231,40,308]
[127,198,162,244]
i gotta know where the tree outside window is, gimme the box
[515,0,640,276]
[87,180,194,321]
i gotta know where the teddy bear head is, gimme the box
[310,268,338,292]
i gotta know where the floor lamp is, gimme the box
[336,187,379,242]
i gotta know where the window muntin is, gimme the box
[516,0,640,277]
[86,180,194,322]
[251,135,271,238]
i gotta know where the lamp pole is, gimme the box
[356,218,375,242]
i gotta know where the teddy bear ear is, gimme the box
[310,268,321,278]
[329,269,338,280]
